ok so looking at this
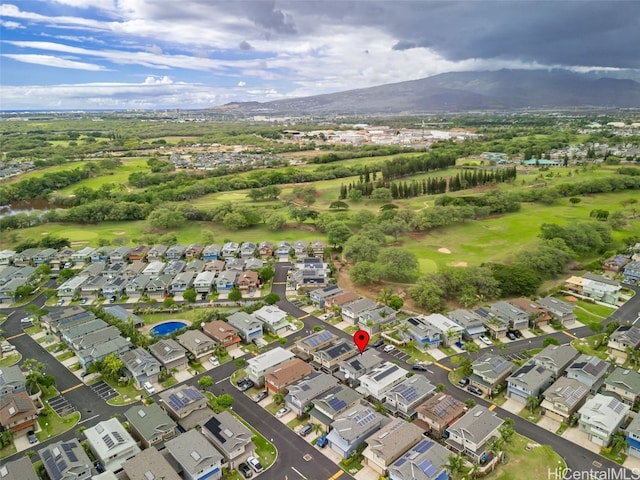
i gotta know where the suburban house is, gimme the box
[80,275,107,298]
[1,456,39,480]
[221,242,240,258]
[159,385,208,420]
[0,392,38,434]
[358,362,409,402]
[607,325,640,362]
[258,241,273,257]
[603,367,640,405]
[293,240,308,257]
[476,305,509,339]
[417,313,464,346]
[246,347,296,386]
[264,358,315,395]
[285,371,339,416]
[122,447,181,480]
[540,377,590,424]
[509,297,552,327]
[170,272,195,294]
[149,339,189,371]
[215,271,238,294]
[164,260,186,277]
[128,245,149,262]
[384,375,435,420]
[506,362,555,404]
[239,242,257,258]
[103,276,128,299]
[225,258,245,271]
[341,298,377,324]
[337,349,384,388]
[290,268,329,290]
[0,277,29,303]
[71,246,95,263]
[202,321,241,350]
[245,258,265,271]
[79,262,105,278]
[446,405,504,464]
[402,316,442,350]
[42,306,91,332]
[177,330,216,360]
[120,348,161,388]
[123,261,146,279]
[103,305,144,327]
[185,243,204,259]
[0,366,26,398]
[309,239,326,257]
[143,261,166,276]
[253,305,290,335]
[200,410,255,470]
[530,344,578,379]
[145,274,173,298]
[309,385,362,430]
[59,319,107,347]
[236,271,260,293]
[581,272,621,304]
[489,301,529,331]
[57,275,89,299]
[415,393,466,439]
[312,339,358,374]
[124,403,178,449]
[77,336,133,369]
[310,285,343,308]
[12,248,38,266]
[447,309,486,339]
[275,241,291,258]
[193,271,216,294]
[623,261,640,284]
[566,354,611,394]
[165,429,223,480]
[204,260,225,275]
[83,418,141,472]
[0,250,15,266]
[102,262,126,280]
[51,248,74,270]
[626,415,640,459]
[362,419,424,476]
[90,247,112,263]
[109,246,131,263]
[578,394,630,446]
[125,274,153,296]
[358,306,397,335]
[388,438,451,480]
[294,330,338,360]
[602,254,630,273]
[147,245,168,261]
[165,244,186,260]
[202,244,221,261]
[39,439,93,480]
[326,402,391,458]
[226,312,263,343]
[67,325,121,352]
[325,291,360,312]
[536,296,577,326]
[470,354,516,396]
[33,248,57,265]
[185,259,206,273]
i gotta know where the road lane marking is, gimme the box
[292,467,307,479]
[273,282,286,285]
[215,375,231,384]
[488,404,497,411]
[6,332,25,340]
[328,470,343,480]
[297,313,311,320]
[562,331,577,339]
[79,414,100,424]
[60,383,83,394]
[433,362,452,372]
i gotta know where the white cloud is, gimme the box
[237,81,246,87]
[2,54,109,71]
[143,75,173,85]
[0,19,23,29]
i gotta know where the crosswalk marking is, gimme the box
[60,383,83,394]
[562,330,577,340]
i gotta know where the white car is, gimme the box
[20,317,34,324]
[208,357,220,366]
[247,456,264,473]
[56,299,64,306]
[319,312,333,320]
[383,344,395,353]
[479,335,493,345]
[275,407,290,418]
[143,382,155,394]
[1,345,16,353]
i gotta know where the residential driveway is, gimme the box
[335,321,351,330]
[317,443,344,464]
[227,346,243,359]
[429,349,446,360]
[277,410,296,424]
[354,466,379,480]
[539,325,556,334]
[174,369,193,384]
[501,398,525,414]
[562,427,601,454]
[623,454,640,471]
[537,416,561,433]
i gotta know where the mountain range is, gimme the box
[211,69,640,115]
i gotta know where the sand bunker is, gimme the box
[451,261,468,267]
[438,247,451,254]
[115,231,127,235]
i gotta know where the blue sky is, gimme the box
[1,1,639,110]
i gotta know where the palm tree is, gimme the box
[467,463,482,480]
[443,453,468,480]
[272,393,284,405]
[526,395,539,414]
[464,341,479,360]
[377,287,393,306]
[312,422,323,436]
[611,431,628,454]
[625,346,640,367]
[487,437,504,467]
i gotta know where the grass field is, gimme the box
[484,433,564,480]
[58,158,149,193]
[2,161,92,184]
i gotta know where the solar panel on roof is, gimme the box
[301,384,311,391]
[408,318,419,326]
[62,443,78,462]
[395,458,407,467]
[414,440,432,453]
[113,431,125,443]
[355,409,377,426]
[184,387,203,400]
[419,459,437,477]
[327,397,347,411]
[402,386,418,402]
[103,434,115,449]
[494,360,512,374]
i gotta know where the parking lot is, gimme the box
[89,380,118,401]
[504,352,531,362]
[291,300,305,308]
[380,346,411,363]
[47,395,76,416]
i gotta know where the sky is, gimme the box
[1,0,639,110]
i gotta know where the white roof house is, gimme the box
[417,313,464,345]
[358,362,409,401]
[246,347,296,386]
[578,394,630,446]
[83,417,141,472]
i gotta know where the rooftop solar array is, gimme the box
[354,408,377,427]
[327,397,347,412]
[167,387,203,411]
[564,384,588,406]
[306,330,334,347]
[431,396,461,419]
[608,397,627,414]
[494,359,512,374]
[300,384,311,391]
[408,318,420,326]
[103,434,115,449]
[62,443,77,462]
[414,440,433,453]
[394,385,418,402]
[374,364,398,381]
[419,458,438,477]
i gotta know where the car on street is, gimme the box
[247,456,264,473]
[275,407,290,418]
[479,335,493,345]
[299,423,313,437]
[467,385,483,395]
[383,344,395,353]
[316,433,328,448]
[27,430,38,444]
[458,377,469,387]
[20,317,34,325]
[57,298,64,306]
[253,391,268,403]
[238,463,253,478]
[208,357,220,366]
[412,364,428,372]
[506,331,517,341]
[371,338,384,348]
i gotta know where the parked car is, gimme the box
[238,463,253,478]
[299,423,313,437]
[383,344,395,353]
[57,298,64,306]
[239,380,255,392]
[412,364,428,372]
[275,407,290,418]
[479,335,493,345]
[27,430,38,444]
[371,338,384,348]
[80,298,88,305]
[253,391,268,403]
[208,357,220,366]
[316,433,328,448]
[237,377,250,386]
[513,329,523,338]
[247,456,264,473]
[506,331,517,341]
[1,345,16,353]
[143,382,155,394]
[109,296,116,303]
[458,377,469,387]
[20,317,34,324]
[454,341,466,350]
[467,385,483,395]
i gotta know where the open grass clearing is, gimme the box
[58,158,150,193]
[572,334,608,359]
[0,353,21,367]
[484,433,564,480]
[37,411,80,442]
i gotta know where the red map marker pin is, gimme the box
[353,330,370,354]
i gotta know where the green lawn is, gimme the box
[138,310,202,325]
[0,443,17,459]
[572,334,609,359]
[89,376,141,405]
[0,353,21,367]
[231,412,277,468]
[58,158,150,193]
[484,433,564,480]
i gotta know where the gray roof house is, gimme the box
[221,242,239,258]
[253,305,290,336]
[603,367,640,405]
[165,429,223,480]
[119,347,161,388]
[312,338,358,374]
[55,316,102,343]
[143,261,166,276]
[295,330,338,359]
[309,285,343,308]
[124,403,178,449]
[103,276,127,299]
[184,259,205,273]
[489,301,529,331]
[540,377,590,423]
[246,347,296,386]
[362,419,424,476]
[80,262,106,278]
[170,271,195,294]
[507,362,555,404]
[165,244,186,260]
[309,385,362,428]
[388,438,451,480]
[123,262,146,279]
[384,375,435,419]
[358,306,397,335]
[39,439,93,480]
[122,447,181,480]
[193,271,216,294]
[530,344,578,379]
[80,275,107,298]
[66,325,121,352]
[57,275,89,298]
[145,274,174,297]
[341,298,377,324]
[358,362,409,402]
[147,244,168,261]
[159,385,208,421]
[0,456,39,480]
[536,296,577,326]
[447,309,487,339]
[240,242,257,258]
[284,371,339,416]
[177,330,216,360]
[337,349,385,388]
[77,337,133,370]
[608,325,640,362]
[0,366,26,398]
[446,405,504,464]
[109,246,131,263]
[227,311,263,343]
[149,339,189,371]
[164,259,186,277]
[103,305,145,327]
[215,270,238,293]
[200,410,256,469]
[289,268,329,290]
[101,262,126,280]
[42,306,92,332]
[566,354,611,394]
[578,394,630,446]
[326,402,391,458]
[202,244,221,260]
[626,414,640,459]
[224,258,245,271]
[33,248,57,265]
[125,274,153,295]
[470,354,516,395]
[83,417,140,472]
